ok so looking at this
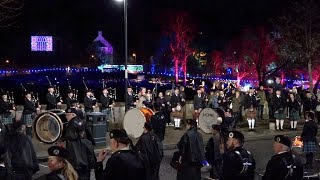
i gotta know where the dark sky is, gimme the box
[0,0,290,65]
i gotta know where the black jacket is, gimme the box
[125,93,136,111]
[0,99,10,115]
[100,94,111,110]
[170,94,181,108]
[273,95,287,111]
[23,98,37,115]
[150,112,166,141]
[287,99,300,112]
[263,152,303,180]
[83,96,94,112]
[193,94,205,110]
[95,150,149,180]
[244,94,258,109]
[301,120,318,142]
[303,97,316,111]
[46,93,57,110]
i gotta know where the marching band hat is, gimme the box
[109,129,128,139]
[127,86,133,89]
[65,108,77,114]
[144,121,153,131]
[48,85,55,89]
[48,146,69,159]
[102,87,109,91]
[24,91,32,96]
[274,135,291,147]
[186,119,197,126]
[228,131,245,143]
[85,89,92,93]
[67,89,74,94]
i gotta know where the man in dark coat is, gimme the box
[244,88,258,131]
[0,94,14,125]
[150,106,166,142]
[46,86,60,110]
[273,90,287,131]
[66,90,74,109]
[22,91,40,138]
[177,119,205,180]
[135,122,163,180]
[193,88,206,124]
[95,129,149,180]
[222,131,255,180]
[6,121,39,180]
[263,135,303,180]
[125,86,137,111]
[84,90,96,113]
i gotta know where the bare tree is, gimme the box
[0,0,23,29]
[274,0,320,91]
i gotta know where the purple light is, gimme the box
[31,36,53,51]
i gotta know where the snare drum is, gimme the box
[123,107,154,138]
[198,108,225,134]
[292,136,304,154]
[33,109,67,144]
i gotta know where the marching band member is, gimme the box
[193,88,205,125]
[66,90,75,109]
[46,86,62,110]
[0,93,15,125]
[244,87,258,131]
[273,90,286,131]
[125,86,137,111]
[170,88,183,129]
[164,90,172,126]
[100,88,114,119]
[143,93,153,109]
[84,90,96,113]
[22,91,40,138]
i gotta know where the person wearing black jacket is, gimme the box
[95,129,149,180]
[0,94,14,125]
[170,88,183,129]
[46,86,61,110]
[177,119,205,180]
[100,88,114,120]
[194,88,206,123]
[6,121,39,180]
[66,90,74,109]
[301,111,318,169]
[287,93,300,130]
[263,135,303,180]
[64,108,96,180]
[303,91,316,117]
[84,90,96,113]
[273,90,287,131]
[135,122,163,180]
[244,88,258,131]
[22,91,40,138]
[125,86,137,111]
[150,106,166,142]
[222,131,255,180]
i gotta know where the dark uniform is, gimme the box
[170,93,181,109]
[125,92,136,111]
[0,98,13,125]
[263,135,303,180]
[193,93,205,111]
[95,129,149,180]
[22,95,38,137]
[177,120,205,180]
[135,123,163,180]
[46,91,57,110]
[84,95,94,113]
[222,131,255,180]
[66,96,74,109]
[150,111,166,141]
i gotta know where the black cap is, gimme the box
[186,119,197,126]
[65,108,77,114]
[127,86,132,89]
[67,90,74,94]
[274,135,291,147]
[85,89,92,93]
[24,91,32,96]
[144,122,153,131]
[228,131,245,143]
[109,129,128,139]
[48,85,54,89]
[48,146,69,159]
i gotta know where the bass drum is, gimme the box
[123,107,154,138]
[33,109,67,144]
[198,108,225,134]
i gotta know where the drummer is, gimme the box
[263,135,303,180]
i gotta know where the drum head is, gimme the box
[123,108,146,138]
[33,111,64,144]
[199,108,221,134]
[139,107,154,122]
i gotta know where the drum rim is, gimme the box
[33,111,64,144]
[124,108,149,138]
[198,108,218,134]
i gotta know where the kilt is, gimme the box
[303,141,317,153]
[289,110,300,121]
[22,114,34,126]
[274,110,286,119]
[171,111,183,119]
[246,108,257,119]
[0,114,13,125]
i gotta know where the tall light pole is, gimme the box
[115,0,128,108]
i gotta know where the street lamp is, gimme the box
[132,53,136,62]
[115,0,128,108]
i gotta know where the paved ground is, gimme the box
[31,119,320,179]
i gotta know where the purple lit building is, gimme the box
[92,31,114,65]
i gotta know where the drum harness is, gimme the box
[234,149,253,174]
[280,154,297,180]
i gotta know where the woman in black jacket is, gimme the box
[301,111,318,169]
[287,93,301,130]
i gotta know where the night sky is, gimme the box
[0,0,290,66]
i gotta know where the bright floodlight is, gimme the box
[115,0,124,2]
